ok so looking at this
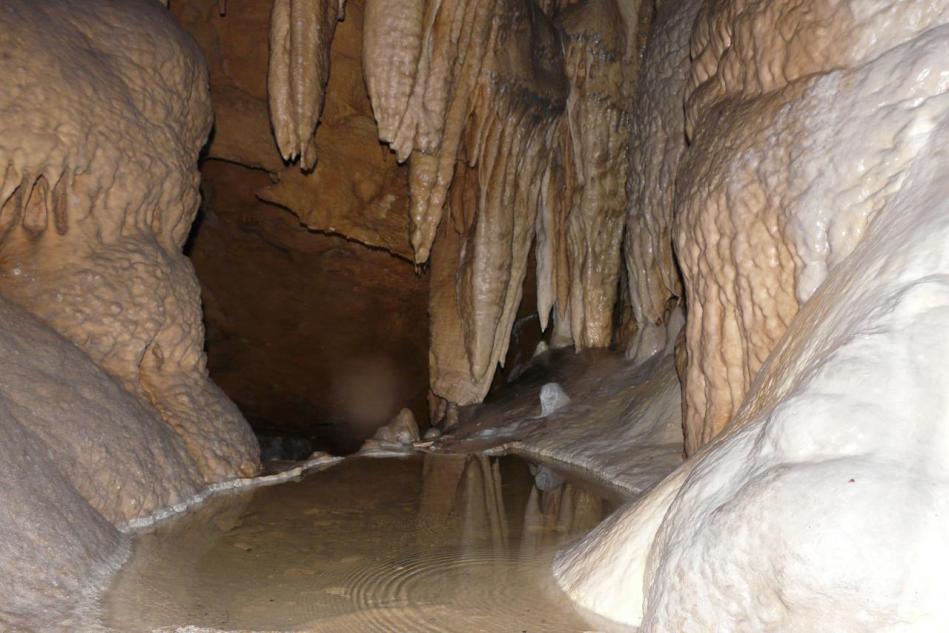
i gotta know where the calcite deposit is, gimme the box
[360,0,648,405]
[268,0,345,170]
[0,1,257,626]
[4,0,948,629]
[622,0,700,365]
[555,0,949,629]
[0,0,258,481]
[0,295,206,629]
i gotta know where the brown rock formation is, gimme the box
[0,0,257,480]
[189,161,429,452]
[168,0,428,447]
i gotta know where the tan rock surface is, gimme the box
[0,1,257,627]
[622,0,700,364]
[0,0,258,480]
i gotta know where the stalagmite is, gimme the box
[0,0,258,482]
[268,0,345,169]
[0,0,258,625]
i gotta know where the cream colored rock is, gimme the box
[674,0,949,452]
[557,1,949,629]
[362,1,648,405]
[268,0,346,169]
[0,294,216,629]
[360,407,421,453]
[376,407,421,444]
[0,0,258,481]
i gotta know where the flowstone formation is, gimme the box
[0,0,258,482]
[258,0,659,415]
[0,1,257,624]
[555,0,949,629]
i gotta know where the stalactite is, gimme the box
[268,0,345,170]
[558,0,640,350]
[359,0,647,404]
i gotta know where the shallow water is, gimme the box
[99,454,632,633]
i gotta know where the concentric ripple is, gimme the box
[314,547,570,632]
[99,455,622,633]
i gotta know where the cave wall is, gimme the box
[189,160,429,452]
[171,0,431,448]
[555,0,949,629]
[0,1,258,626]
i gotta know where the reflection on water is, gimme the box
[100,454,630,632]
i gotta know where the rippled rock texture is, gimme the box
[556,1,949,629]
[0,0,257,481]
[0,1,257,626]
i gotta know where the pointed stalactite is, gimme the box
[363,0,425,144]
[268,0,345,170]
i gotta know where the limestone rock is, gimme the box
[268,0,345,170]
[0,295,218,628]
[361,408,421,453]
[189,161,430,452]
[363,0,649,405]
[0,0,259,482]
[375,408,421,444]
[556,1,949,629]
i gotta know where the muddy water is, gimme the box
[99,454,631,632]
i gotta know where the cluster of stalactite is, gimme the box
[269,0,346,169]
[268,0,681,411]
[360,0,649,406]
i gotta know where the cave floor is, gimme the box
[96,454,631,633]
